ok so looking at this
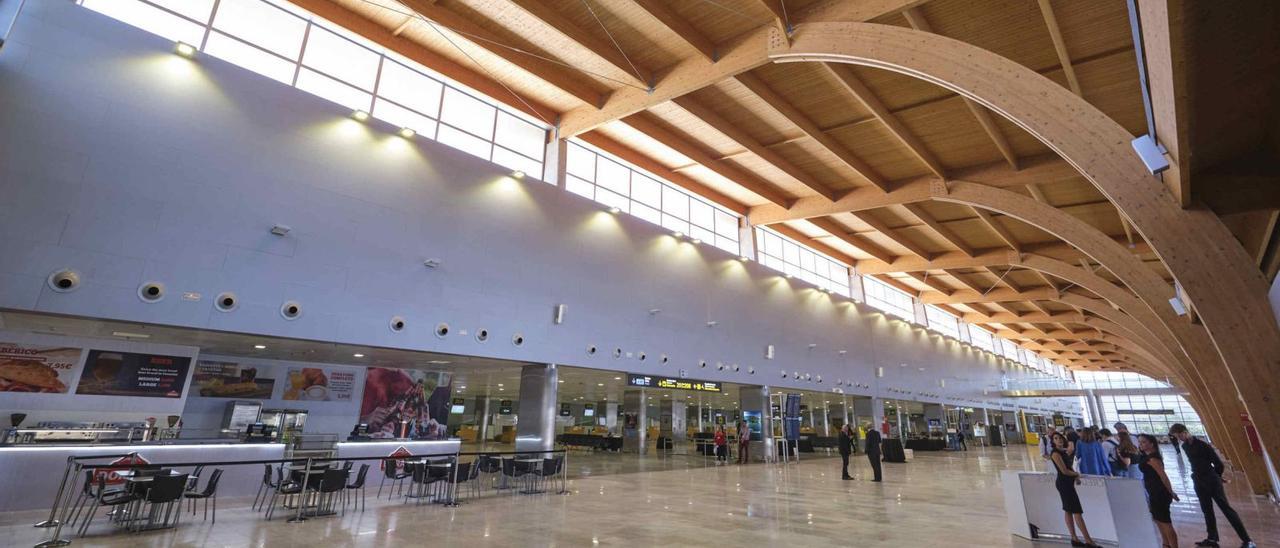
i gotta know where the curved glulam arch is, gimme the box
[769,22,1280,485]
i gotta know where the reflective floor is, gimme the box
[5,444,1276,547]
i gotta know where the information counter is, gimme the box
[1001,470,1159,547]
[0,438,459,512]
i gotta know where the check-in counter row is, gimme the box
[0,439,460,512]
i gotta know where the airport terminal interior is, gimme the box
[0,0,1278,546]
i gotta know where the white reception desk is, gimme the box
[0,439,461,512]
[1001,470,1160,547]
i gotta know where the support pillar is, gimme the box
[662,399,687,454]
[739,385,773,462]
[605,402,619,435]
[623,390,647,454]
[515,363,557,453]
[476,396,491,445]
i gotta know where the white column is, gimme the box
[542,133,567,189]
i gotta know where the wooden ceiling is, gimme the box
[301,0,1280,375]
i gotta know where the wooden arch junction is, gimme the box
[298,0,1280,494]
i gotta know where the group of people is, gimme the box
[1040,422,1255,548]
[837,423,882,482]
[710,421,754,465]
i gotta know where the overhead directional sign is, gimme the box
[627,374,721,393]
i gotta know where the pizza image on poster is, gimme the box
[0,342,82,394]
[75,350,192,398]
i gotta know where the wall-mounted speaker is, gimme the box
[280,301,302,320]
[215,292,238,312]
[47,269,81,293]
[137,282,165,303]
[765,344,775,360]
[553,304,566,324]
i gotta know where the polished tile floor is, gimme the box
[5,444,1276,547]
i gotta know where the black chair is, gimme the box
[377,458,411,498]
[264,467,303,520]
[504,457,535,494]
[75,475,136,537]
[185,464,205,492]
[444,461,472,503]
[130,473,188,532]
[184,469,222,522]
[312,468,348,515]
[342,460,354,472]
[252,464,278,511]
[405,462,445,504]
[535,456,563,493]
[477,454,501,488]
[343,463,370,511]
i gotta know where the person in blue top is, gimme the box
[1074,427,1109,475]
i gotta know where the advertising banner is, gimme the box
[193,359,275,398]
[75,350,191,398]
[0,341,82,393]
[359,368,452,439]
[281,366,355,402]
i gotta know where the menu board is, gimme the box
[627,374,721,393]
[281,366,355,402]
[193,360,275,398]
[75,350,191,398]
[0,341,83,394]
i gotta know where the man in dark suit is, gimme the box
[838,424,854,480]
[864,424,883,482]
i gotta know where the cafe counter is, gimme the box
[0,438,460,512]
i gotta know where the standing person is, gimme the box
[713,425,727,465]
[1168,428,1183,459]
[1117,432,1142,480]
[864,423,883,482]
[1113,422,1130,436]
[1064,426,1080,457]
[957,427,968,451]
[1138,434,1180,548]
[1100,429,1122,476]
[838,424,854,480]
[1076,427,1109,475]
[1049,432,1101,548]
[1170,423,1255,548]
[736,420,751,464]
[1041,426,1059,460]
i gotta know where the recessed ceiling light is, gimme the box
[353,353,365,358]
[498,387,504,391]
[497,384,504,387]
[597,383,604,386]
[253,344,267,350]
[672,231,684,238]
[111,331,150,339]
[613,377,621,380]
[691,238,702,244]
[607,206,621,214]
[174,42,196,57]
[426,360,450,364]
[398,127,416,138]
[738,256,749,262]
[352,110,370,122]
[512,170,526,179]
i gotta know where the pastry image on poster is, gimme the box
[0,342,83,393]
[193,360,275,398]
[359,368,452,440]
[75,350,191,398]
[281,366,354,401]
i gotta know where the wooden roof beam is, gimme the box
[873,275,922,298]
[943,269,986,293]
[920,287,1060,305]
[1035,0,1083,96]
[748,154,1079,225]
[734,72,888,192]
[1135,0,1189,207]
[671,96,841,201]
[399,0,604,107]
[822,63,947,178]
[902,7,1018,170]
[1026,300,1055,316]
[810,217,898,263]
[854,240,1150,274]
[769,224,855,266]
[985,266,1022,292]
[621,113,793,207]
[630,0,716,62]
[508,0,653,89]
[902,203,975,257]
[997,327,1103,341]
[558,1,928,136]
[971,206,1022,253]
[905,271,954,295]
[849,211,933,260]
[965,311,1084,324]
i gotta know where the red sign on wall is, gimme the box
[1240,413,1262,454]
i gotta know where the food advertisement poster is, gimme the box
[193,359,275,399]
[75,350,191,398]
[0,342,83,394]
[359,367,452,440]
[281,366,355,402]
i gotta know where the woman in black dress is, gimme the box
[1138,433,1180,547]
[1049,432,1100,547]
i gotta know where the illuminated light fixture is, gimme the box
[353,353,365,358]
[352,110,370,122]
[607,206,621,214]
[174,42,197,57]
[738,256,749,262]
[253,344,267,350]
[691,238,702,245]
[672,231,684,238]
[784,274,794,279]
[512,170,526,179]
[112,331,150,339]
[398,127,416,138]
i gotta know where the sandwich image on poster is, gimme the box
[193,360,275,398]
[0,342,83,393]
[75,350,192,398]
